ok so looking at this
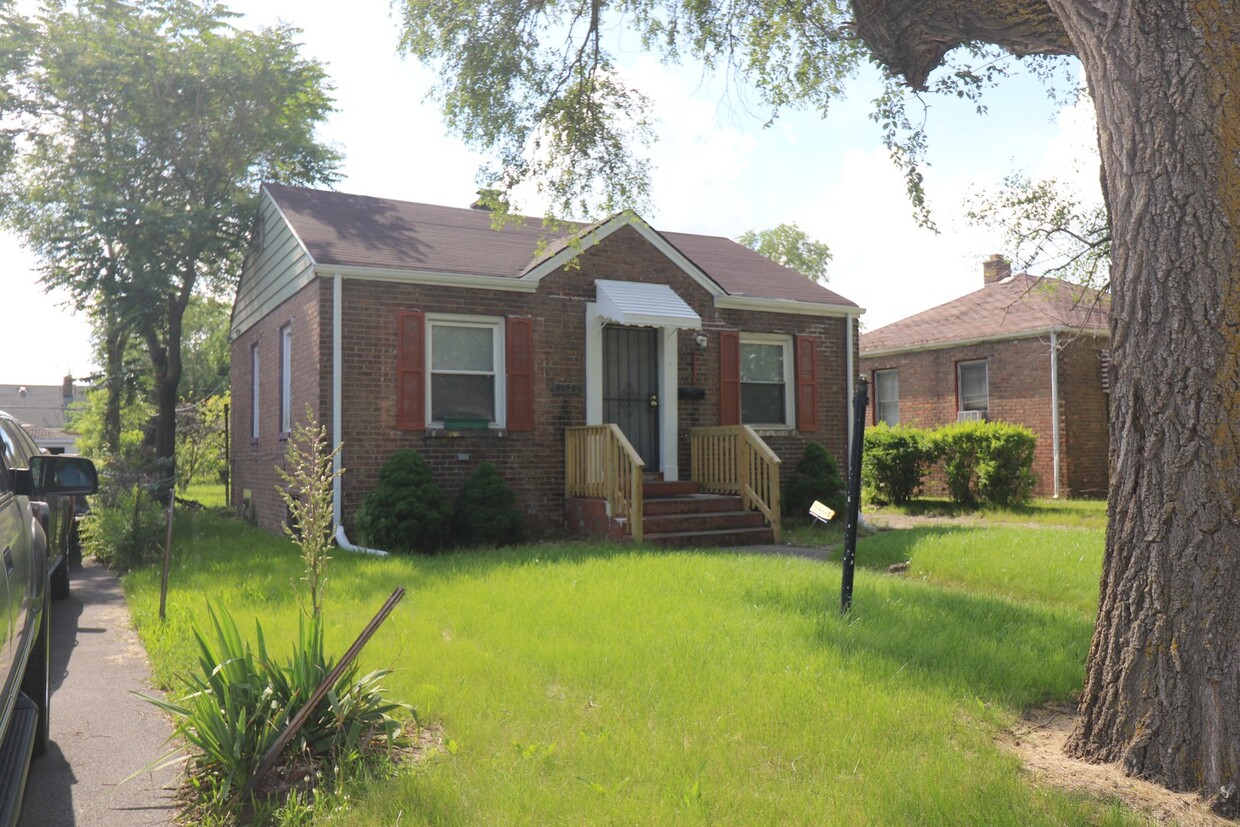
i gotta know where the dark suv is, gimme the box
[0,412,75,600]
[0,425,96,824]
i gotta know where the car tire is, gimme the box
[50,555,70,601]
[21,586,51,757]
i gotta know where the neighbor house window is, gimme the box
[250,342,261,439]
[428,315,505,425]
[279,324,292,434]
[957,360,989,414]
[740,335,794,427]
[874,369,899,425]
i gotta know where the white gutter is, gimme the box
[1050,330,1062,499]
[332,272,389,556]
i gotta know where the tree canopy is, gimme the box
[738,222,832,283]
[2,0,339,468]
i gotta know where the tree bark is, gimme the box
[854,0,1240,810]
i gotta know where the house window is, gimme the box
[428,316,505,425]
[740,335,793,427]
[874,369,899,425]
[279,324,292,434]
[250,342,260,440]
[958,360,989,414]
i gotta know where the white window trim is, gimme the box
[426,313,507,428]
[279,324,293,434]
[250,343,261,440]
[739,333,795,429]
[875,368,899,426]
[958,359,989,413]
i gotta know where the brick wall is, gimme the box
[1057,334,1110,497]
[230,278,324,527]
[232,224,857,536]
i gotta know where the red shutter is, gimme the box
[796,334,819,432]
[719,330,741,426]
[396,311,425,430]
[506,317,535,431]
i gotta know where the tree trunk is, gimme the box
[1052,0,1240,811]
[101,323,128,455]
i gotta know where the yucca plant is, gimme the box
[140,411,415,822]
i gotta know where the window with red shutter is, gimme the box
[396,311,425,430]
[506,317,535,430]
[719,330,741,425]
[795,334,819,432]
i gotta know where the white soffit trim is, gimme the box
[715,295,864,318]
[314,264,540,293]
[595,279,702,330]
[860,325,1111,358]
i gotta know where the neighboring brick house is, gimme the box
[859,255,1110,498]
[230,184,863,542]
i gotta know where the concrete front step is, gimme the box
[644,526,776,548]
[643,509,765,535]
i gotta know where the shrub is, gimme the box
[932,422,1037,507]
[862,424,934,505]
[355,449,452,553]
[974,423,1038,506]
[783,442,846,518]
[79,483,165,573]
[453,462,524,547]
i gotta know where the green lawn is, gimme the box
[123,505,1135,825]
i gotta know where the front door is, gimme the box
[603,326,660,469]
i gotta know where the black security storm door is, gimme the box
[602,326,659,469]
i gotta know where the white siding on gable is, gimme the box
[230,191,318,340]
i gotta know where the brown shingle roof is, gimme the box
[265,184,858,309]
[860,273,1109,354]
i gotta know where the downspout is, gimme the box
[1049,329,1062,499]
[332,272,388,555]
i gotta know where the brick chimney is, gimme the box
[983,254,1011,285]
[62,374,74,401]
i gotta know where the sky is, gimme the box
[2,0,1101,386]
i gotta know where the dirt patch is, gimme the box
[1004,706,1229,825]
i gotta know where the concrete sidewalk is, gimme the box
[19,558,177,827]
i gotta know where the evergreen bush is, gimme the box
[862,423,934,505]
[355,449,452,553]
[453,462,524,547]
[782,442,846,518]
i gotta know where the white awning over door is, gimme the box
[594,279,701,329]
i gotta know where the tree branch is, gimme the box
[851,0,1074,89]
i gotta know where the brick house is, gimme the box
[858,256,1110,498]
[230,184,863,545]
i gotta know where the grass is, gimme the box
[864,497,1108,531]
[122,505,1134,825]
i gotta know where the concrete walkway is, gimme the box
[19,558,177,827]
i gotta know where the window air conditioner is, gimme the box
[957,410,984,423]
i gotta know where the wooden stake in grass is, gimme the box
[242,586,407,801]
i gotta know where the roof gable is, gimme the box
[261,184,859,310]
[860,273,1110,355]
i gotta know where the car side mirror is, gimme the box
[28,456,99,497]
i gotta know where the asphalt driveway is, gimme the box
[18,557,177,826]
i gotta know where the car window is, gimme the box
[0,453,10,494]
[0,423,18,470]
[0,419,38,470]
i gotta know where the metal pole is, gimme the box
[841,376,869,615]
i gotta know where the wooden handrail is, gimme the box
[565,425,645,542]
[690,425,782,542]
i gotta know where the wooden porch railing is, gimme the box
[690,425,782,542]
[565,424,645,543]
